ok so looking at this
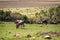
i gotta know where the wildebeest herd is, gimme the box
[14,19,58,29]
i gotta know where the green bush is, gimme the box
[0,10,4,21]
[0,7,60,24]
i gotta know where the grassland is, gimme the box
[0,22,60,40]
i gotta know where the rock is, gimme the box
[29,37,36,40]
[26,34,32,38]
[14,33,21,38]
[44,35,52,39]
[36,31,60,38]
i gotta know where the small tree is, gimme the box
[4,10,11,21]
[0,10,4,21]
[10,12,21,20]
[47,7,60,23]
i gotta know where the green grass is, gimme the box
[0,22,60,40]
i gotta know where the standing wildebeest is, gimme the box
[15,19,25,29]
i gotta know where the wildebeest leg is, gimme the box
[21,25,22,29]
[20,25,23,29]
[22,24,25,29]
[16,24,19,29]
[23,24,25,27]
[20,24,23,29]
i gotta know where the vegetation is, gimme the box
[0,7,60,40]
[0,22,60,40]
[0,7,60,23]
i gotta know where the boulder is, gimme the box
[26,34,32,38]
[44,35,52,39]
[14,33,21,38]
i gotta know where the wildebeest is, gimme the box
[37,20,48,24]
[15,19,25,29]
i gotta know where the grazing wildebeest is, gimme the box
[15,19,25,29]
[37,20,48,24]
